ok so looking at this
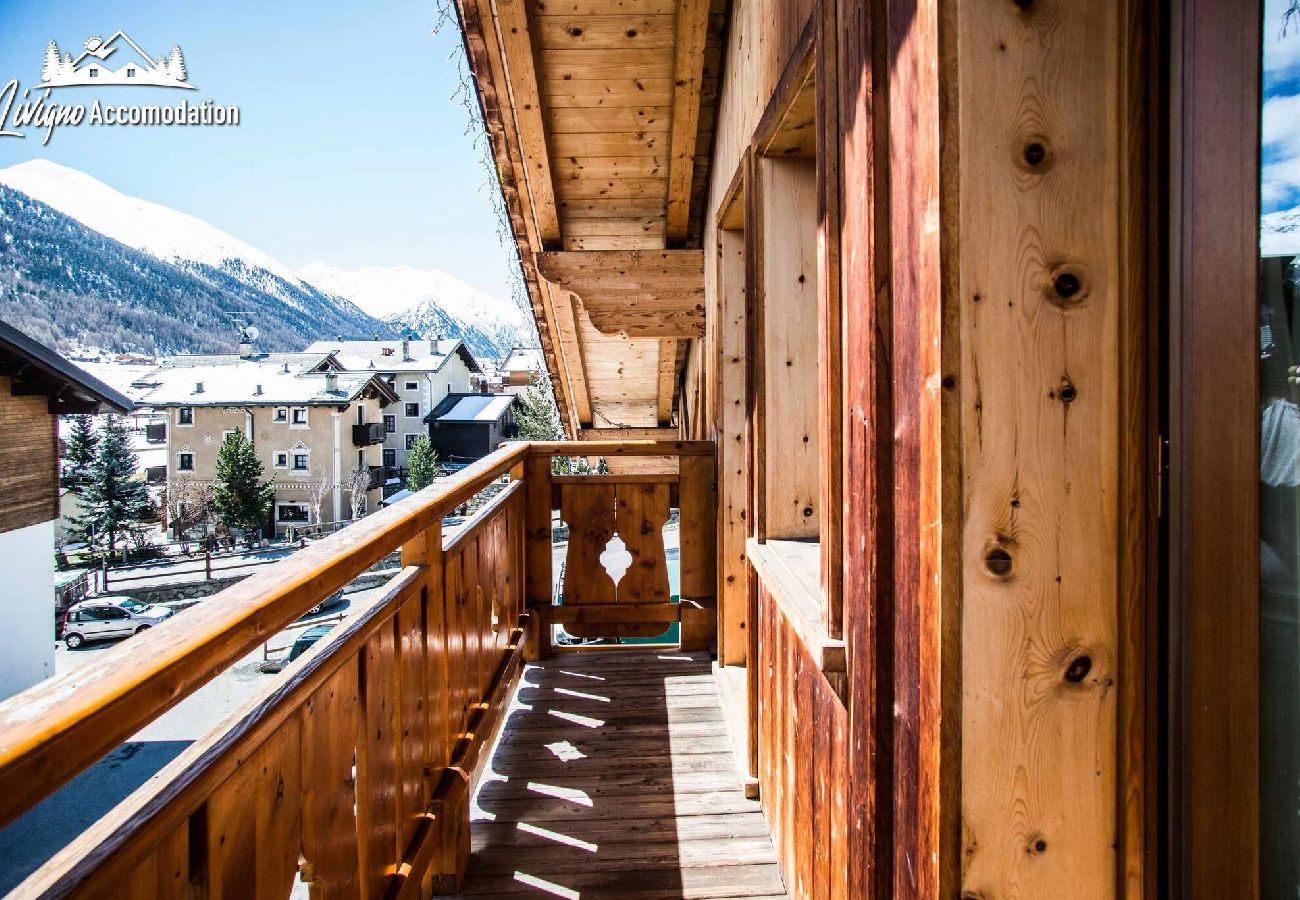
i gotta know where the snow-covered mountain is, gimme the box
[0,159,378,327]
[0,161,528,358]
[0,160,295,281]
[298,261,532,358]
[1263,204,1300,256]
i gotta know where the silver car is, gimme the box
[62,597,174,649]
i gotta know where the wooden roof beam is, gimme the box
[545,281,594,427]
[536,249,705,338]
[457,0,575,434]
[493,0,561,243]
[656,339,676,426]
[664,0,711,245]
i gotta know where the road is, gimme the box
[99,544,300,592]
[0,583,385,894]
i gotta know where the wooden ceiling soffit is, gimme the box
[535,249,705,338]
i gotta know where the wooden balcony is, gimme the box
[353,422,386,447]
[0,439,794,898]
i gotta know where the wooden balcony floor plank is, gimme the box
[454,650,788,897]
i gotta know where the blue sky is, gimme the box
[1264,0,1300,214]
[0,0,518,299]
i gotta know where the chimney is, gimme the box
[325,371,339,393]
[253,384,263,397]
[238,340,252,358]
[401,337,411,361]
[194,381,204,394]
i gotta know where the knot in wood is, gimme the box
[983,544,1014,578]
[1064,654,1092,683]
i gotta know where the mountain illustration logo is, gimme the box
[38,31,196,90]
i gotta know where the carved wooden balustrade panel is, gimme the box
[560,479,674,639]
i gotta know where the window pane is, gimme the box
[1260,3,1300,892]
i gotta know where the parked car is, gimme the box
[62,597,175,649]
[301,589,345,619]
[288,623,336,662]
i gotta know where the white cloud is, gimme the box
[1264,154,1300,210]
[1264,93,1300,150]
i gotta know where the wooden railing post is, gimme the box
[679,453,718,651]
[400,520,446,780]
[523,453,553,659]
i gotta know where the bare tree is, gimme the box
[164,477,213,551]
[306,470,334,531]
[344,466,372,522]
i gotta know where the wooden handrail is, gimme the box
[526,439,713,457]
[0,441,528,830]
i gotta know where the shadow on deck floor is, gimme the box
[455,650,787,898]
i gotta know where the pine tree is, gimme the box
[514,373,561,442]
[62,414,98,493]
[212,431,275,537]
[72,415,152,556]
[407,436,439,491]
[41,40,61,83]
[167,46,187,82]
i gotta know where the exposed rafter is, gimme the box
[664,0,711,244]
[656,339,676,426]
[493,0,561,243]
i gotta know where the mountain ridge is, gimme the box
[0,161,527,358]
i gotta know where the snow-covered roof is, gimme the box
[157,352,334,371]
[499,347,544,373]
[432,394,517,423]
[304,339,481,374]
[128,356,397,407]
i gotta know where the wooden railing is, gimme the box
[0,439,713,898]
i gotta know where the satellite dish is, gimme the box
[244,326,260,341]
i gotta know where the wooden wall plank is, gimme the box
[717,223,749,666]
[757,156,820,540]
[958,1,1123,896]
[814,0,844,641]
[0,379,57,535]
[836,0,892,893]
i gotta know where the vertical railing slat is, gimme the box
[357,623,399,896]
[300,657,362,899]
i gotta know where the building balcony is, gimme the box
[0,439,795,897]
[352,421,385,446]
[366,464,386,491]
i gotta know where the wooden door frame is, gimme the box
[1166,0,1262,893]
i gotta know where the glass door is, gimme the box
[1258,2,1300,892]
